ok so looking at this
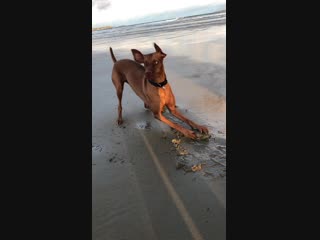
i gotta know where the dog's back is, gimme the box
[110,48,147,102]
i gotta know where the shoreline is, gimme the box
[92,26,112,32]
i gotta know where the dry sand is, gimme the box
[92,23,226,240]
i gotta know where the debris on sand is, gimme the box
[172,138,181,146]
[176,162,205,173]
[172,130,183,139]
[182,164,203,173]
[176,146,188,156]
[195,133,211,141]
[173,128,211,142]
[191,164,203,172]
[171,138,188,155]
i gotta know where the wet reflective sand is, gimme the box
[93,19,226,240]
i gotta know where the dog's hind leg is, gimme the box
[112,72,125,125]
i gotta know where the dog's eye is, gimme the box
[154,61,159,65]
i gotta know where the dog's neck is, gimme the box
[148,78,168,88]
[151,71,166,84]
[147,70,167,87]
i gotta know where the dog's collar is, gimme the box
[148,79,168,88]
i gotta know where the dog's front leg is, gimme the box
[154,112,197,139]
[168,107,209,134]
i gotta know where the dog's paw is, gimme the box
[117,119,123,125]
[183,129,197,140]
[197,125,209,134]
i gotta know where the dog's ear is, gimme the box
[131,49,144,63]
[154,43,167,58]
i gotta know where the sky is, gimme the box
[92,0,226,27]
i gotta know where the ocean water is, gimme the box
[92,10,226,48]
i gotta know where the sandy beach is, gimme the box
[92,13,226,240]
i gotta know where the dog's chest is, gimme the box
[158,84,173,103]
[144,83,173,105]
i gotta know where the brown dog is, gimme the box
[109,43,208,139]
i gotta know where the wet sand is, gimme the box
[92,23,226,240]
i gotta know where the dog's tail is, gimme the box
[109,47,117,63]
